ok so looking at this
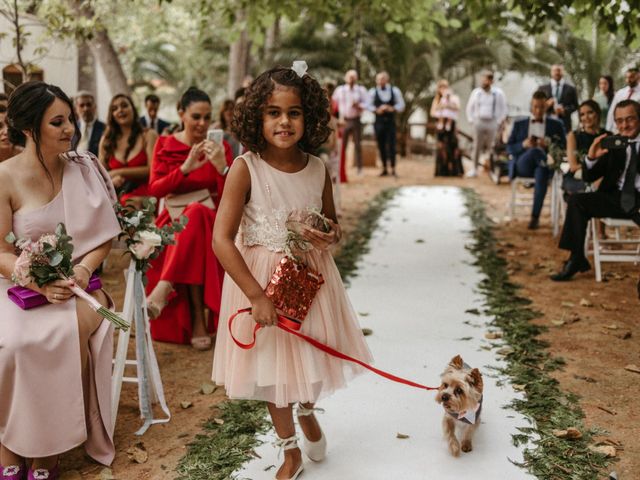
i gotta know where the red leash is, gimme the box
[228,308,439,392]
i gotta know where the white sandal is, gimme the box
[273,435,303,480]
[296,404,327,462]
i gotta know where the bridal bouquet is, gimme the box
[5,223,129,329]
[115,197,187,282]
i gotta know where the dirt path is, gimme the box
[64,155,638,479]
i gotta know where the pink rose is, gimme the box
[39,234,58,249]
[13,250,33,286]
[129,242,155,260]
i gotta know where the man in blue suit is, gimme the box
[507,90,566,229]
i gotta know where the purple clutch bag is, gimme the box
[7,274,102,310]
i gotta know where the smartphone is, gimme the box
[207,128,224,144]
[600,135,629,150]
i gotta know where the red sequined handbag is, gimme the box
[265,256,324,329]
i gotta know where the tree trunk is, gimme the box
[264,16,280,56]
[76,39,96,95]
[88,29,130,96]
[70,0,129,96]
[227,11,251,98]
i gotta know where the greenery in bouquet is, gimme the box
[6,223,75,287]
[115,197,188,282]
[284,208,330,260]
[545,135,567,171]
[5,223,128,329]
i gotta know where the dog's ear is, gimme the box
[467,368,484,392]
[449,355,464,370]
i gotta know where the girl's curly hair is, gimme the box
[232,66,331,154]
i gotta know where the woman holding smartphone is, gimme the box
[146,87,233,349]
[563,100,610,198]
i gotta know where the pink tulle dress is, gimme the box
[212,152,372,408]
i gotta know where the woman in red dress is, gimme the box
[146,87,232,349]
[98,94,157,208]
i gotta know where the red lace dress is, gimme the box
[108,149,151,205]
[146,135,233,344]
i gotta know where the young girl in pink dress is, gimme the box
[212,66,372,480]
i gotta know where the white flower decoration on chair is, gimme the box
[3,466,20,476]
[32,469,50,479]
[291,60,308,78]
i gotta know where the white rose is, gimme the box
[138,230,162,247]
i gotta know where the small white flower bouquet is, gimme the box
[115,198,188,282]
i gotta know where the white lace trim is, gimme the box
[241,205,290,252]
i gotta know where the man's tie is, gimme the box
[554,84,561,101]
[627,88,634,100]
[621,144,639,212]
[78,123,90,151]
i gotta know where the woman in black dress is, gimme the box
[563,99,610,198]
[431,80,464,176]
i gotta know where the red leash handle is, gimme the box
[228,308,439,391]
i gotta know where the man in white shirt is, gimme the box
[552,100,640,281]
[74,91,105,156]
[332,70,369,174]
[606,68,640,132]
[367,71,405,177]
[465,70,507,177]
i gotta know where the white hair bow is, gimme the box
[291,60,308,78]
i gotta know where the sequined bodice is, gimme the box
[240,152,326,252]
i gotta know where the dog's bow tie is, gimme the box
[447,395,483,425]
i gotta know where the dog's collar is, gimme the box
[446,395,483,425]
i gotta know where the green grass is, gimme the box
[462,188,614,479]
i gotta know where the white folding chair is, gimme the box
[111,260,138,432]
[589,218,640,282]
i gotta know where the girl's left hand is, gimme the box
[71,265,91,290]
[203,139,227,174]
[301,219,341,250]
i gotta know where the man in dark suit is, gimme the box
[74,91,105,156]
[539,64,578,133]
[552,100,640,281]
[140,94,170,134]
[507,90,566,229]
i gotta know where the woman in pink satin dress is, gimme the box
[0,82,121,480]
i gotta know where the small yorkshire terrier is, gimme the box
[434,355,484,457]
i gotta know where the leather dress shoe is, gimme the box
[550,257,591,281]
[528,216,540,230]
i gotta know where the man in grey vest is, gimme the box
[465,70,508,178]
[367,71,405,177]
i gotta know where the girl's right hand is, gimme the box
[180,141,209,175]
[41,278,75,304]
[251,294,278,326]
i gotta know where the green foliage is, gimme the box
[175,400,271,480]
[462,188,614,479]
[115,197,187,281]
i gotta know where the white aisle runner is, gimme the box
[234,186,533,480]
